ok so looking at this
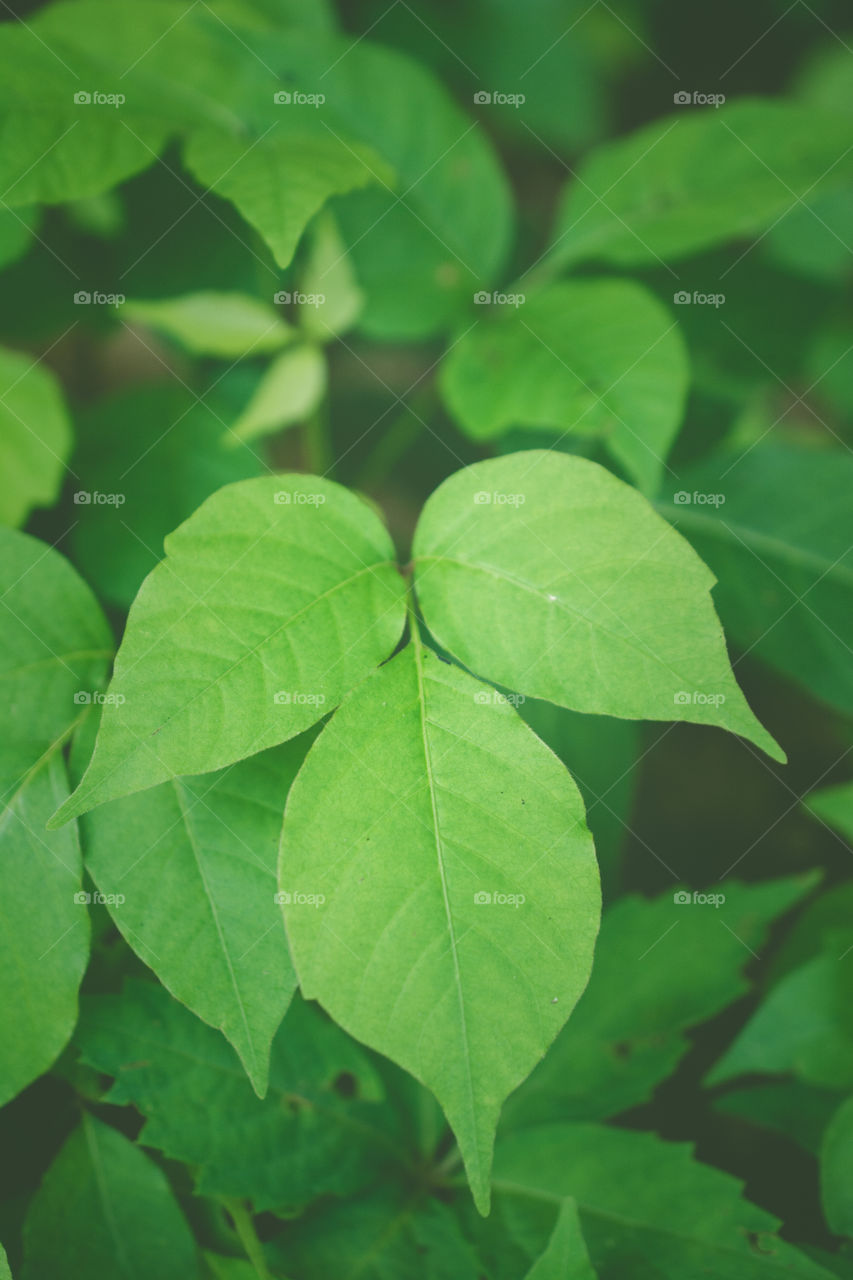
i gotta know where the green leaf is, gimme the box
[440,280,689,494]
[231,345,327,443]
[280,640,600,1214]
[70,384,264,610]
[76,726,310,1096]
[662,440,853,716]
[0,747,89,1107]
[0,527,111,762]
[124,292,293,358]
[268,1189,482,1280]
[184,126,390,271]
[523,1200,597,1280]
[297,211,364,341]
[502,875,814,1128]
[821,1096,853,1236]
[51,474,406,825]
[0,206,37,271]
[715,1081,842,1156]
[0,1243,9,1280]
[0,346,72,528]
[21,1113,198,1280]
[805,783,853,843]
[489,1123,835,1279]
[412,451,782,760]
[707,948,853,1092]
[77,981,401,1213]
[547,100,853,270]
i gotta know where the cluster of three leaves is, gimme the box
[52,450,782,1212]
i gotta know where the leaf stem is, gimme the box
[223,1199,274,1280]
[304,395,334,479]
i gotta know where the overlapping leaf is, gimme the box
[280,641,600,1213]
[0,347,72,528]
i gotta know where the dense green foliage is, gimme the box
[2,0,853,1276]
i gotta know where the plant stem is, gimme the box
[304,396,334,478]
[223,1199,274,1280]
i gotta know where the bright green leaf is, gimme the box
[51,474,406,825]
[21,1113,198,1280]
[298,211,364,341]
[125,292,293,358]
[412,451,783,760]
[280,640,600,1213]
[523,1200,597,1280]
[0,346,72,528]
[230,345,327,443]
[440,280,688,494]
[75,725,310,1096]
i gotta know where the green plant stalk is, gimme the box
[223,1199,274,1280]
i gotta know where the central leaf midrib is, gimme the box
[409,632,480,1187]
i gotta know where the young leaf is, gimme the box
[280,640,601,1214]
[489,1123,836,1279]
[298,211,364,341]
[51,475,406,825]
[662,440,853,716]
[523,1200,598,1280]
[440,280,689,494]
[0,747,89,1107]
[502,874,815,1128]
[77,982,400,1214]
[0,346,72,528]
[124,292,293,358]
[547,100,853,270]
[75,726,311,1096]
[21,1113,198,1280]
[805,782,853,842]
[0,527,112,755]
[412,451,783,760]
[230,345,327,443]
[821,1096,853,1237]
[707,949,853,1092]
[184,127,391,271]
